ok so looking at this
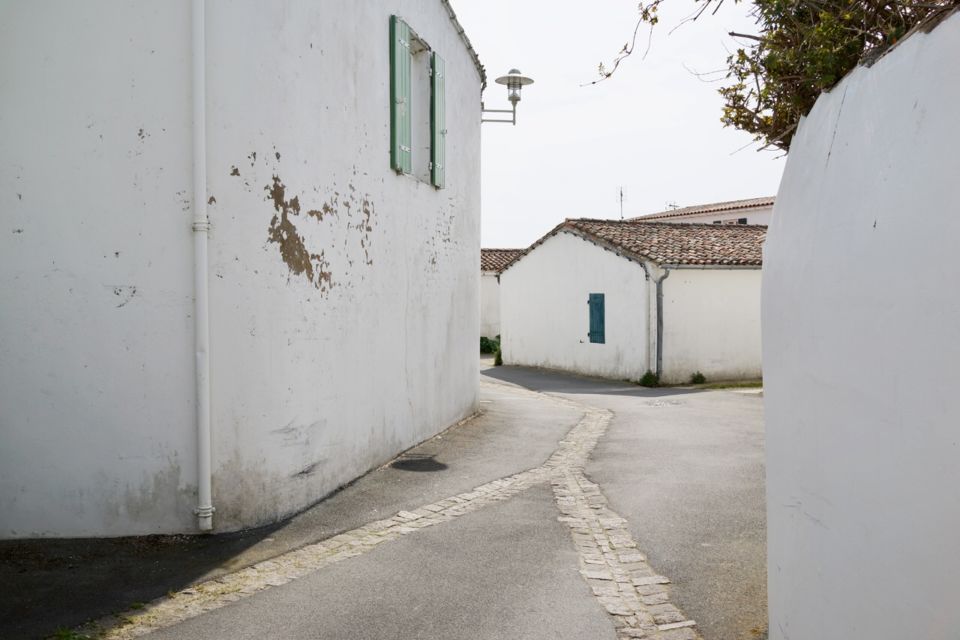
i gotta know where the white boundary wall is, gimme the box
[0,0,481,537]
[480,272,501,338]
[763,12,960,639]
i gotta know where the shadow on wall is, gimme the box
[0,524,280,640]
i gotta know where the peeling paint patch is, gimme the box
[233,151,379,295]
[265,175,333,292]
[305,201,336,221]
[208,196,216,205]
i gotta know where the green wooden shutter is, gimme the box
[430,52,446,188]
[389,16,412,174]
[588,293,605,344]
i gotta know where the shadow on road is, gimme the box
[0,524,282,639]
[481,364,700,399]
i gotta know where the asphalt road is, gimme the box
[148,484,614,640]
[484,365,768,640]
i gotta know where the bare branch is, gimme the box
[728,31,765,41]
[681,62,729,83]
[582,15,646,87]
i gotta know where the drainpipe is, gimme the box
[638,262,653,374]
[192,0,214,532]
[654,268,671,378]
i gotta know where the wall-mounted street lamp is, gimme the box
[482,68,534,125]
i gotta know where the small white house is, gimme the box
[632,196,775,226]
[0,0,484,538]
[500,220,765,384]
[480,248,523,339]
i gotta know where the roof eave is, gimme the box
[439,0,487,90]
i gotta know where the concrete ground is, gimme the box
[2,363,766,640]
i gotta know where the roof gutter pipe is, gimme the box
[192,0,214,532]
[660,264,761,270]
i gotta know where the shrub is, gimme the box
[494,349,503,366]
[690,371,706,384]
[639,370,659,387]
[480,336,500,354]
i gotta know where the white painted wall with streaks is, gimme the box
[0,0,482,537]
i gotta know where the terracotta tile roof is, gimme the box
[630,196,775,221]
[481,248,525,273]
[504,221,766,272]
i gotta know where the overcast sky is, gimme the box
[450,0,786,248]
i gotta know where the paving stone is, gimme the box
[648,604,686,625]
[633,575,671,586]
[655,628,698,640]
[581,568,615,581]
[658,620,697,631]
[640,592,670,606]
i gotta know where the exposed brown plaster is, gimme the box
[265,175,333,292]
[244,150,378,293]
[306,201,336,221]
[230,166,240,177]
[208,196,217,205]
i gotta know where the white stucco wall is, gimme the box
[480,272,501,338]
[661,268,762,383]
[0,0,481,537]
[500,232,650,381]
[0,2,198,537]
[763,12,960,639]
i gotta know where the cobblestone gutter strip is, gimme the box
[470,382,701,639]
[553,468,700,640]
[75,466,550,639]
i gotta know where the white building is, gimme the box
[500,220,765,384]
[480,248,523,339]
[631,196,774,226]
[764,10,960,640]
[0,0,484,538]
